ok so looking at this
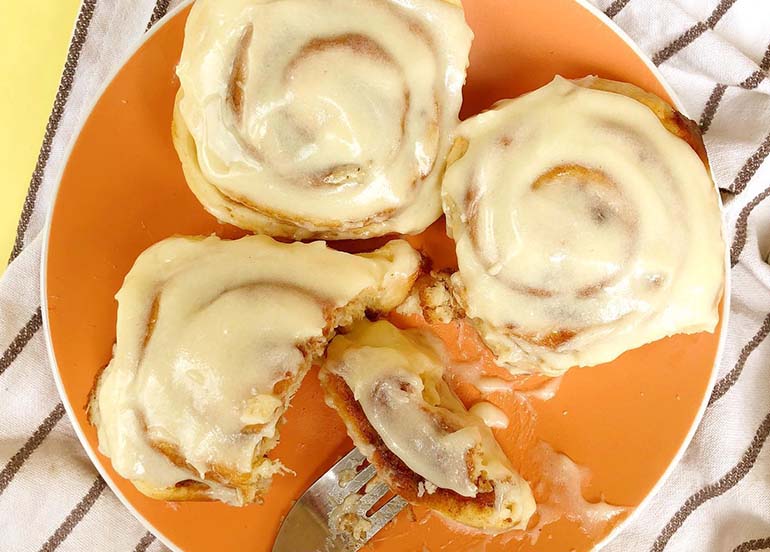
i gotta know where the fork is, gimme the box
[272,448,408,552]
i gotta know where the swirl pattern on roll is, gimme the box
[89,235,420,505]
[173,0,473,239]
[442,76,725,376]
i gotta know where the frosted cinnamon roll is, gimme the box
[320,320,535,531]
[173,0,473,240]
[442,76,725,377]
[89,235,420,505]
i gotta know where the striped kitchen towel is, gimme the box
[1,0,768,551]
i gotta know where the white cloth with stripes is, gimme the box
[1,0,769,551]
[0,3,184,552]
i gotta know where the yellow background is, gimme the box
[0,0,81,273]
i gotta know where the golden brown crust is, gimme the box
[416,271,464,324]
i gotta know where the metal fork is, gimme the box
[272,448,407,552]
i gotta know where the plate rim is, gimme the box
[39,1,732,550]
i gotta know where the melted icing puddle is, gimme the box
[518,441,628,545]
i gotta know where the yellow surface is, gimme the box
[0,0,82,272]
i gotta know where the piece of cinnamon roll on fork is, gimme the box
[320,320,535,532]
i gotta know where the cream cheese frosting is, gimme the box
[442,76,725,376]
[90,235,420,505]
[323,320,535,529]
[174,0,473,239]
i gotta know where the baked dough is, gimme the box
[173,0,473,239]
[89,235,420,505]
[441,76,724,376]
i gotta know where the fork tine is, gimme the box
[355,481,390,515]
[342,464,377,495]
[272,448,409,552]
[322,448,370,502]
[365,495,408,537]
[333,447,366,472]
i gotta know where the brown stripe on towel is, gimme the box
[652,411,770,552]
[604,0,633,19]
[146,0,171,31]
[736,41,769,88]
[731,133,770,194]
[0,403,66,496]
[709,313,770,406]
[8,0,98,264]
[38,477,107,552]
[730,186,770,265]
[0,307,42,377]
[699,84,727,133]
[699,42,770,134]
[652,0,738,66]
[733,537,770,552]
[761,43,770,72]
[134,532,157,552]
[739,69,767,90]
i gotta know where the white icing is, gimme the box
[469,402,509,429]
[176,0,473,237]
[475,376,514,394]
[521,377,562,402]
[91,235,419,504]
[442,76,724,376]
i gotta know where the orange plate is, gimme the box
[43,1,727,551]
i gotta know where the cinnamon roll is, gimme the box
[320,320,535,531]
[442,76,725,376]
[173,0,473,239]
[89,235,420,505]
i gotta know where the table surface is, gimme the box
[0,0,81,275]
